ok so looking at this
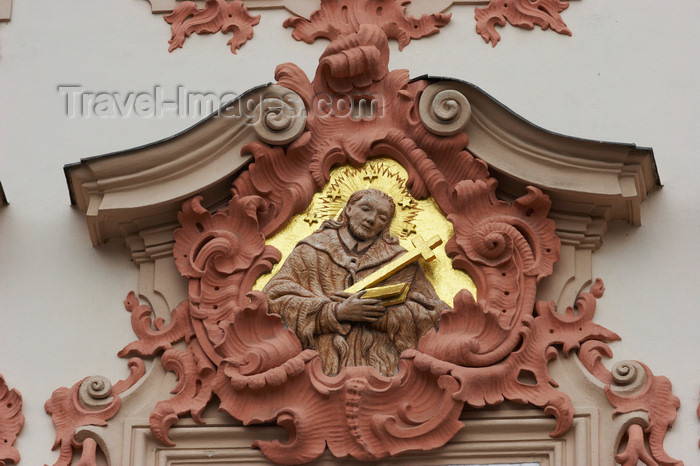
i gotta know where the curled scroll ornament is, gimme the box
[249,86,307,146]
[78,376,113,410]
[46,359,146,466]
[611,360,648,395]
[419,83,472,136]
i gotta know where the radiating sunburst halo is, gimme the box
[253,158,477,304]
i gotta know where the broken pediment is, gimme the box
[57,24,677,466]
[64,79,656,251]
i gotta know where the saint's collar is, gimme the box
[299,227,405,272]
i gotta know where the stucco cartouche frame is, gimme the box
[58,27,678,466]
[150,0,578,52]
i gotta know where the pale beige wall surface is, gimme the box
[0,1,698,464]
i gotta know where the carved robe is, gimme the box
[264,227,448,376]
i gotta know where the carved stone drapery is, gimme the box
[54,24,680,465]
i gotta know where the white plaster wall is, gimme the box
[0,0,698,464]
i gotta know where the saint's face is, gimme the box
[345,194,393,241]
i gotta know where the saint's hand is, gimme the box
[333,291,386,323]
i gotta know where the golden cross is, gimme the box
[363,173,378,182]
[344,234,442,294]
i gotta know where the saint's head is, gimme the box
[331,189,397,243]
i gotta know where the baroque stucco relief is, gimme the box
[0,375,22,465]
[153,0,576,53]
[51,24,683,465]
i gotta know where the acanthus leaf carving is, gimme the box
[159,0,577,55]
[416,279,619,439]
[164,0,260,53]
[419,180,561,367]
[0,375,22,466]
[45,358,145,466]
[117,292,191,358]
[575,282,683,466]
[606,363,682,466]
[475,0,572,47]
[149,339,215,446]
[283,0,451,51]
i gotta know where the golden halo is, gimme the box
[314,161,418,241]
[253,158,477,304]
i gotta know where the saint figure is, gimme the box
[263,188,450,376]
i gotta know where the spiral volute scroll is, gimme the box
[252,85,306,145]
[610,360,647,395]
[79,375,114,409]
[419,82,472,136]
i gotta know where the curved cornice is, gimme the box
[64,85,272,246]
[66,78,658,249]
[441,78,658,227]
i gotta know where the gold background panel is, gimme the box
[253,158,477,305]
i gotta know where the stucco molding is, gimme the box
[93,407,598,464]
[56,25,681,465]
[63,84,311,247]
[150,0,578,53]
